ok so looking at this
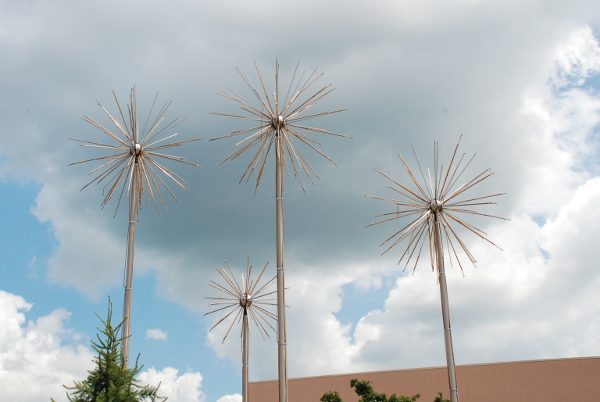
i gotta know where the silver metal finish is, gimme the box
[211,60,348,402]
[205,258,277,402]
[366,137,507,402]
[434,212,458,402]
[122,159,138,367]
[275,138,287,402]
[240,294,253,307]
[69,87,201,367]
[242,312,249,402]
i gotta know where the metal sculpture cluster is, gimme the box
[71,62,504,402]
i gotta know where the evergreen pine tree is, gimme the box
[53,299,165,402]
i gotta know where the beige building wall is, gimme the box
[250,356,600,402]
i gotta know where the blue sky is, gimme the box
[2,1,600,401]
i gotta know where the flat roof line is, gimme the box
[250,355,600,384]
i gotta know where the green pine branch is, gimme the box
[52,298,166,402]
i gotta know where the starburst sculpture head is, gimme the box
[366,137,507,274]
[69,86,201,215]
[210,60,350,191]
[205,257,277,343]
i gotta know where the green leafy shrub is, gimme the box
[321,379,419,402]
[433,393,450,402]
[321,379,450,402]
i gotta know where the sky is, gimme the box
[2,1,600,401]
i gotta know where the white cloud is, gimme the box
[216,394,242,402]
[0,290,93,402]
[146,328,168,341]
[32,183,125,298]
[553,25,600,87]
[138,367,205,402]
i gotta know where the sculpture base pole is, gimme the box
[275,137,288,402]
[122,163,138,368]
[435,214,459,402]
[242,311,249,402]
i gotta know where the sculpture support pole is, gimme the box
[275,135,288,402]
[242,310,249,402]
[434,212,459,402]
[122,162,138,368]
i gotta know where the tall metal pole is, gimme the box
[123,149,140,368]
[242,309,250,402]
[275,125,288,402]
[433,209,459,402]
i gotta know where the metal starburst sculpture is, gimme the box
[69,86,201,367]
[210,60,349,402]
[366,137,506,402]
[210,60,349,190]
[205,258,277,402]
